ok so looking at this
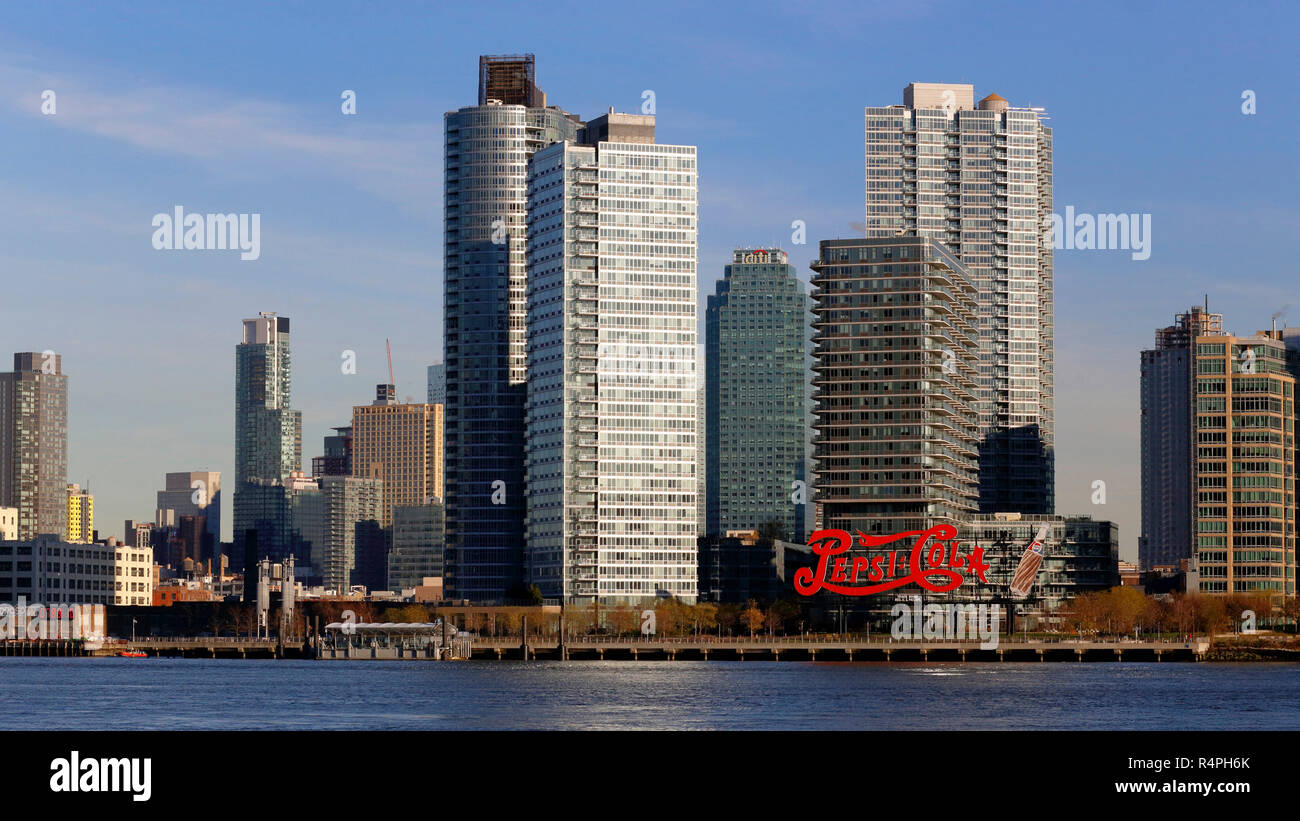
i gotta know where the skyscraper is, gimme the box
[443,54,582,600]
[234,313,301,487]
[706,248,811,541]
[810,236,981,536]
[0,352,69,539]
[351,385,443,528]
[865,83,1054,514]
[234,313,302,565]
[319,474,384,593]
[525,110,699,604]
[1191,327,1296,597]
[1139,304,1222,570]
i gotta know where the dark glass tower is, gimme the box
[706,248,811,541]
[442,55,581,600]
[233,312,302,566]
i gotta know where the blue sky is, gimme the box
[1,0,1296,556]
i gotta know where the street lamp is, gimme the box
[131,618,137,643]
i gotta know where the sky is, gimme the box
[0,0,1297,557]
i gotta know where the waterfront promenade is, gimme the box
[466,636,1212,662]
[0,635,1225,662]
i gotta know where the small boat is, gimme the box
[118,651,147,658]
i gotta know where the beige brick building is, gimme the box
[351,388,443,528]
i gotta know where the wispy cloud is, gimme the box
[0,56,442,219]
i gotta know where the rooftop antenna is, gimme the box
[386,338,395,388]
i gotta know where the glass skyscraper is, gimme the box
[706,248,811,541]
[233,312,302,563]
[442,54,581,600]
[865,83,1054,514]
[525,111,699,604]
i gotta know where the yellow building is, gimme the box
[351,389,443,528]
[66,483,94,543]
[1192,330,1296,597]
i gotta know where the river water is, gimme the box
[1,658,1295,730]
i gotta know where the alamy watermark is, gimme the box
[0,597,105,640]
[151,206,261,261]
[1044,206,1151,261]
[890,595,1001,650]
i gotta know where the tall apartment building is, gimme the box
[443,54,582,601]
[351,384,444,527]
[706,248,811,541]
[319,475,384,593]
[525,110,699,604]
[0,352,69,540]
[66,484,93,543]
[234,313,302,564]
[156,471,221,555]
[234,313,301,487]
[1139,304,1222,569]
[1192,328,1296,596]
[865,83,1054,514]
[809,236,981,536]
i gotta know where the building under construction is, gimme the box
[479,53,545,107]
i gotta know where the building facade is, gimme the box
[697,530,816,605]
[706,248,811,541]
[427,364,445,405]
[810,236,981,537]
[958,513,1120,624]
[156,471,221,556]
[351,388,443,528]
[66,484,93,543]
[0,507,15,541]
[388,502,445,592]
[525,111,699,604]
[443,54,582,601]
[0,536,153,607]
[311,426,353,478]
[234,313,302,568]
[865,83,1054,514]
[1139,305,1222,570]
[1191,329,1296,596]
[0,352,69,540]
[234,314,301,487]
[319,475,384,593]
[231,474,322,575]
